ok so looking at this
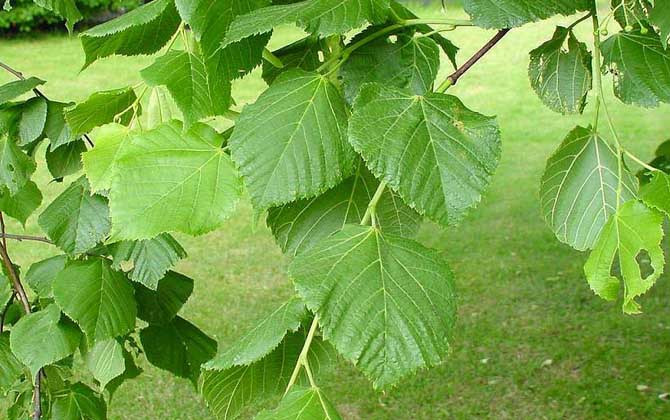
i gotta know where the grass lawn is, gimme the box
[1,3,669,419]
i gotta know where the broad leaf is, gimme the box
[341,33,441,103]
[38,177,111,255]
[84,339,125,390]
[222,2,306,47]
[51,382,106,420]
[462,0,591,29]
[584,200,665,314]
[10,304,82,378]
[230,69,355,209]
[267,162,421,256]
[0,77,44,104]
[529,27,592,114]
[109,234,187,289]
[17,97,47,145]
[540,126,638,251]
[255,387,341,420]
[0,180,42,226]
[44,101,76,149]
[33,0,82,32]
[80,0,181,68]
[52,257,137,343]
[82,123,132,192]
[45,139,86,180]
[141,50,230,127]
[0,135,36,194]
[110,121,242,239]
[611,0,652,29]
[640,172,670,216]
[650,1,670,46]
[134,271,194,324]
[0,332,24,393]
[106,347,142,399]
[65,88,137,136]
[25,255,67,298]
[601,30,670,107]
[348,83,501,227]
[290,225,457,388]
[140,316,216,385]
[205,297,307,369]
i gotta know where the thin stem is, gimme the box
[400,18,474,27]
[0,233,52,244]
[360,181,387,227]
[435,29,511,92]
[284,316,320,395]
[624,150,658,172]
[591,15,603,132]
[33,372,42,420]
[568,12,594,30]
[262,48,284,69]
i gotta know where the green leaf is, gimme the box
[267,162,421,256]
[84,338,125,390]
[611,0,652,29]
[222,2,306,48]
[134,270,193,324]
[106,346,142,399]
[25,255,67,298]
[290,225,456,388]
[46,139,86,180]
[10,304,82,378]
[341,33,441,103]
[45,101,76,149]
[650,1,670,46]
[65,88,138,136]
[38,177,111,255]
[51,382,106,420]
[204,297,307,370]
[601,30,670,108]
[82,123,132,192]
[462,0,591,29]
[540,126,638,251]
[17,97,47,145]
[0,77,44,104]
[146,87,176,129]
[230,69,355,209]
[640,171,670,216]
[584,200,665,314]
[0,180,42,226]
[201,330,332,420]
[33,0,82,32]
[109,121,242,239]
[0,332,24,393]
[109,234,187,289]
[262,37,322,86]
[52,257,136,343]
[140,316,216,385]
[0,134,36,195]
[80,0,181,69]
[141,50,230,127]
[255,387,341,420]
[529,27,592,114]
[348,83,501,227]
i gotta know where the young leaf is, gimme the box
[204,296,307,370]
[0,180,42,226]
[33,0,82,32]
[267,162,421,256]
[584,200,665,314]
[140,316,216,385]
[109,121,242,239]
[45,139,86,180]
[0,77,44,104]
[84,338,125,390]
[81,123,133,192]
[650,1,670,46]
[10,304,82,378]
[601,30,670,108]
[255,387,341,420]
[141,50,231,127]
[44,101,76,149]
[230,69,355,209]
[17,97,47,145]
[640,172,670,216]
[341,33,441,103]
[540,126,638,251]
[529,27,592,114]
[52,257,137,344]
[290,225,457,389]
[65,88,138,136]
[109,234,187,289]
[0,135,36,194]
[262,38,322,85]
[462,0,591,29]
[80,0,181,68]
[0,332,24,393]
[348,83,501,227]
[51,382,107,420]
[25,255,67,298]
[134,271,194,325]
[38,176,111,255]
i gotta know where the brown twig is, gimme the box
[0,233,53,244]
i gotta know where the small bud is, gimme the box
[600,29,609,36]
[640,27,649,35]
[625,25,633,32]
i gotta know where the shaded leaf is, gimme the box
[25,255,67,298]
[0,135,36,194]
[0,180,42,226]
[650,1,670,46]
[51,382,106,420]
[134,270,193,324]
[262,37,322,85]
[0,332,24,393]
[17,97,47,145]
[45,139,86,180]
[45,101,76,149]
[640,171,670,216]
[33,0,82,32]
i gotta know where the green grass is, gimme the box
[1,4,670,419]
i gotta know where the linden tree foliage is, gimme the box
[0,0,669,418]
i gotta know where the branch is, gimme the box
[0,233,53,244]
[436,29,511,92]
[0,60,95,148]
